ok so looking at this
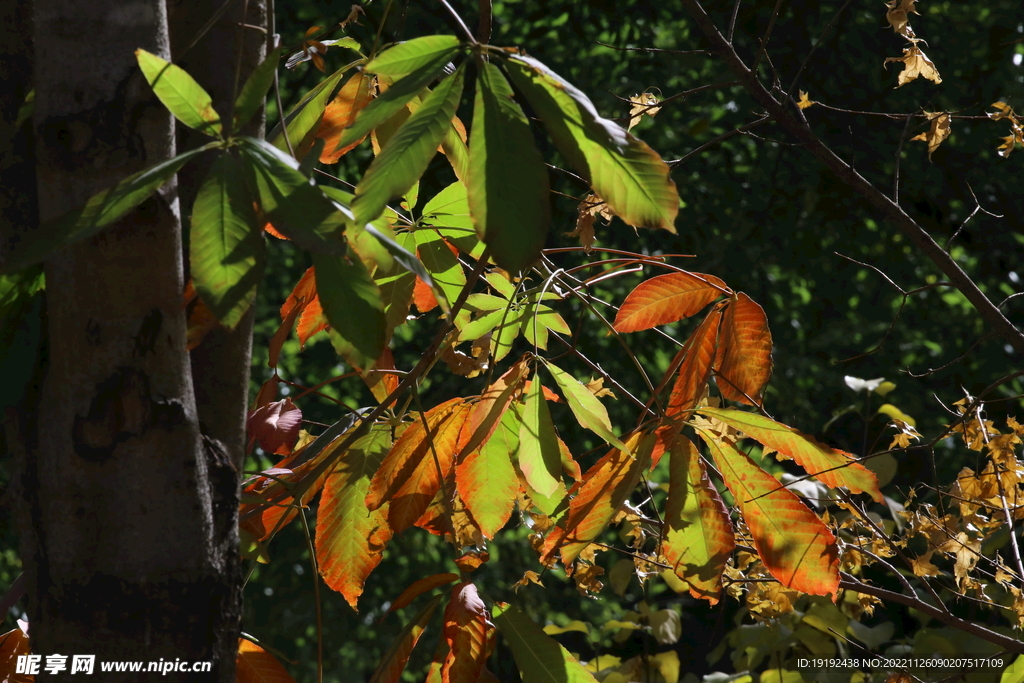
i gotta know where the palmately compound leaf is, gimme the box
[2,144,214,273]
[365,35,463,78]
[505,54,678,233]
[190,151,265,329]
[353,66,465,226]
[492,603,598,683]
[313,251,385,371]
[136,49,222,137]
[468,59,550,273]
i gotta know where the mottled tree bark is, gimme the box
[11,0,242,679]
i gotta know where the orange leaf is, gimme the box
[240,451,328,543]
[454,551,489,573]
[184,280,219,351]
[362,347,400,403]
[281,267,318,320]
[697,407,883,503]
[699,431,839,597]
[369,595,443,683]
[316,72,373,163]
[388,573,460,614]
[714,293,772,405]
[316,425,394,610]
[442,583,490,683]
[666,306,723,418]
[662,437,734,604]
[456,443,519,539]
[613,272,729,333]
[236,639,296,683]
[295,295,328,347]
[522,380,561,402]
[540,432,653,566]
[414,277,439,313]
[458,360,529,458]
[264,222,290,240]
[0,625,33,683]
[366,399,471,533]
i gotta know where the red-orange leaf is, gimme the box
[541,432,653,566]
[370,595,444,683]
[666,306,723,419]
[281,267,317,320]
[367,398,471,533]
[442,583,490,683]
[0,625,33,683]
[662,436,734,604]
[296,295,328,347]
[699,431,839,597]
[236,639,296,683]
[240,449,330,543]
[613,272,729,333]
[316,72,373,163]
[362,347,400,403]
[714,293,772,405]
[316,425,394,610]
[414,277,439,313]
[698,407,883,503]
[388,573,460,614]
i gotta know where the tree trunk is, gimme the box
[11,0,241,679]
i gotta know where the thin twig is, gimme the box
[438,0,478,44]
[595,41,710,55]
[668,116,772,167]
[298,509,324,683]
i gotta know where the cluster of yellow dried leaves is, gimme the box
[883,0,942,87]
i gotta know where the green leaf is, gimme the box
[189,151,265,329]
[313,251,386,370]
[492,603,599,683]
[468,60,550,272]
[353,66,465,225]
[505,55,678,233]
[415,226,466,312]
[238,136,349,256]
[375,233,417,343]
[544,361,626,451]
[2,144,213,273]
[336,53,457,154]
[269,63,352,158]
[518,372,563,497]
[136,49,222,137]
[234,47,284,130]
[458,308,523,362]
[420,182,481,257]
[364,35,462,78]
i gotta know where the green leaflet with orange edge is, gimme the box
[697,429,840,598]
[698,406,883,502]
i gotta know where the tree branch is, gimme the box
[679,0,1024,356]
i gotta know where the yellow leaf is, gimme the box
[653,651,680,683]
[884,0,918,36]
[877,403,917,427]
[543,620,591,635]
[884,45,941,87]
[910,112,951,160]
[796,91,815,110]
[910,549,942,577]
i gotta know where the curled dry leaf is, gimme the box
[796,91,815,110]
[627,92,661,130]
[567,194,613,253]
[911,111,951,160]
[988,102,1024,157]
[247,398,302,454]
[884,45,941,87]
[885,0,918,36]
